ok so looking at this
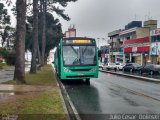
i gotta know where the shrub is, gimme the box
[0,48,16,65]
[5,51,16,65]
[0,48,8,57]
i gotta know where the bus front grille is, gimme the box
[70,69,91,71]
[66,75,94,78]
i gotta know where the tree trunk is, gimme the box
[14,0,26,83]
[37,40,41,65]
[30,0,39,73]
[41,0,46,66]
[44,52,48,65]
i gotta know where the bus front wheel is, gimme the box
[85,78,90,85]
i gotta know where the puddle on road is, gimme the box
[0,84,55,101]
[0,85,54,91]
[0,85,14,91]
[0,92,15,100]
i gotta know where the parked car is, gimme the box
[99,62,104,68]
[122,63,142,72]
[115,63,126,70]
[102,62,117,71]
[139,64,160,75]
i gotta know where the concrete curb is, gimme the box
[51,64,81,120]
[51,65,69,120]
[99,70,160,83]
[59,81,81,120]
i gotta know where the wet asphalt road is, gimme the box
[63,71,160,119]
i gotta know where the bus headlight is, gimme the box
[91,68,96,72]
[64,67,70,73]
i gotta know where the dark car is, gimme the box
[139,64,160,75]
[122,63,142,72]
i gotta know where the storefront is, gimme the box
[101,53,109,63]
[150,28,160,64]
[123,37,150,65]
[124,46,150,65]
[112,52,124,63]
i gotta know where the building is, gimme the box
[122,20,157,65]
[108,29,124,63]
[107,20,158,65]
[64,25,76,38]
[100,45,109,63]
[123,36,150,65]
[150,28,160,64]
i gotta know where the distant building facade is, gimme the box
[108,29,124,63]
[100,45,109,63]
[64,25,76,38]
[150,28,160,64]
[107,20,158,65]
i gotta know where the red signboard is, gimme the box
[137,46,150,52]
[123,37,149,45]
[124,47,132,52]
[124,46,150,53]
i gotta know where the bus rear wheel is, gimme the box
[85,78,90,85]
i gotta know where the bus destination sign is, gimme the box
[64,39,92,44]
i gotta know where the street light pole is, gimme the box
[111,38,113,62]
[156,41,158,64]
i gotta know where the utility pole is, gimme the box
[111,38,113,62]
[156,41,158,64]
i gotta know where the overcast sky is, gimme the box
[59,0,160,43]
[7,0,160,46]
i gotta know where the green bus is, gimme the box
[54,37,99,84]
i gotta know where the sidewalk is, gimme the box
[0,65,31,83]
[0,66,14,83]
[0,65,67,120]
[99,69,160,82]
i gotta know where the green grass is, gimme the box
[25,65,57,86]
[3,65,57,86]
[0,63,8,69]
[0,90,66,120]
[0,65,66,120]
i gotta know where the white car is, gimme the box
[115,63,126,70]
[102,63,117,71]
[99,62,104,68]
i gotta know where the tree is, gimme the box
[40,0,77,66]
[30,0,39,73]
[26,0,78,73]
[0,25,15,49]
[14,0,26,83]
[26,12,63,63]
[0,2,12,49]
[44,13,63,63]
[41,0,46,66]
[0,2,10,26]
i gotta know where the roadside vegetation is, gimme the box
[0,63,7,69]
[0,65,66,120]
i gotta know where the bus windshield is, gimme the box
[63,46,96,66]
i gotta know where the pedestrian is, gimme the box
[114,67,117,72]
